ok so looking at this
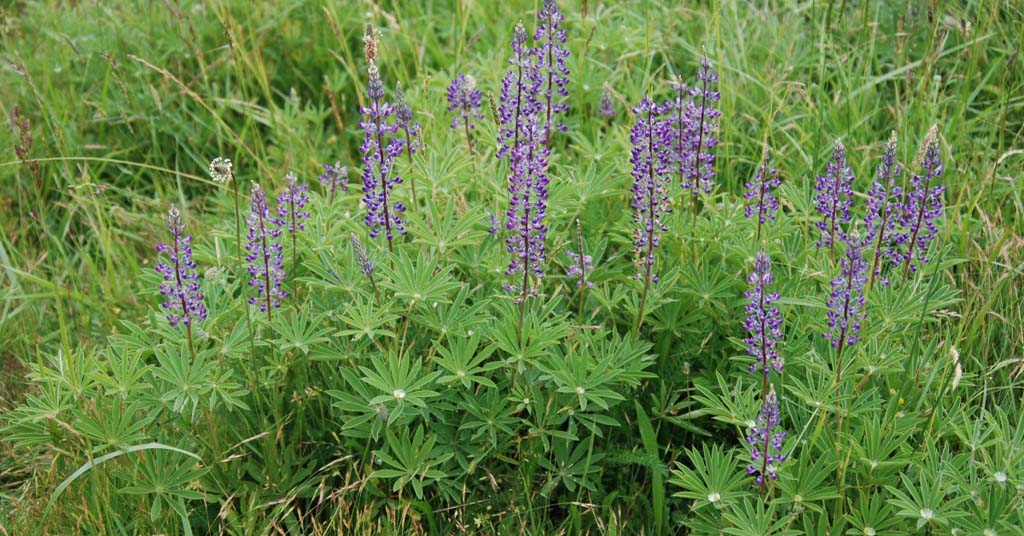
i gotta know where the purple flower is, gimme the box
[502,123,549,298]
[277,172,310,235]
[678,55,721,203]
[350,232,375,281]
[246,182,288,315]
[565,249,593,288]
[746,385,786,486]
[599,89,615,118]
[532,0,570,141]
[814,139,855,251]
[487,211,500,235]
[629,94,673,282]
[865,132,902,288]
[743,149,781,239]
[361,62,407,245]
[744,251,783,376]
[499,22,549,300]
[890,126,944,276]
[447,73,484,131]
[155,207,207,328]
[825,235,868,349]
[498,22,541,160]
[318,161,349,203]
[395,82,422,157]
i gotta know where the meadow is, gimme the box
[1,0,1023,534]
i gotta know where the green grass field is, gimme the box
[1,1,1023,534]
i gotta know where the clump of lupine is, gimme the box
[8,3,986,534]
[447,72,484,153]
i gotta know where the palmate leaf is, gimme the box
[434,331,500,389]
[371,425,453,500]
[669,443,752,511]
[415,284,491,338]
[409,196,486,254]
[337,294,398,341]
[378,248,461,306]
[270,310,332,355]
[74,400,153,453]
[152,343,216,416]
[358,354,441,424]
[721,498,800,536]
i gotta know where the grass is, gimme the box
[1,0,1023,533]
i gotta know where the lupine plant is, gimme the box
[7,3,1014,536]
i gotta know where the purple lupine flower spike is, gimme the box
[361,62,407,248]
[814,139,856,254]
[744,251,783,376]
[277,172,310,235]
[629,94,672,283]
[598,88,615,118]
[682,54,721,205]
[395,82,422,157]
[743,149,781,240]
[565,250,593,289]
[746,385,786,486]
[487,211,500,235]
[246,182,288,317]
[533,0,570,142]
[318,162,349,204]
[825,233,868,355]
[447,73,484,152]
[891,125,944,278]
[865,132,902,289]
[499,21,548,302]
[155,206,207,328]
[350,232,375,281]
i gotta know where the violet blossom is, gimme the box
[246,182,288,316]
[361,62,407,246]
[746,385,786,486]
[814,139,855,252]
[890,126,944,277]
[680,55,721,204]
[744,251,783,376]
[155,206,207,328]
[629,94,672,283]
[499,22,548,300]
[318,161,349,203]
[532,0,570,141]
[865,132,902,288]
[277,172,310,235]
[743,149,781,239]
